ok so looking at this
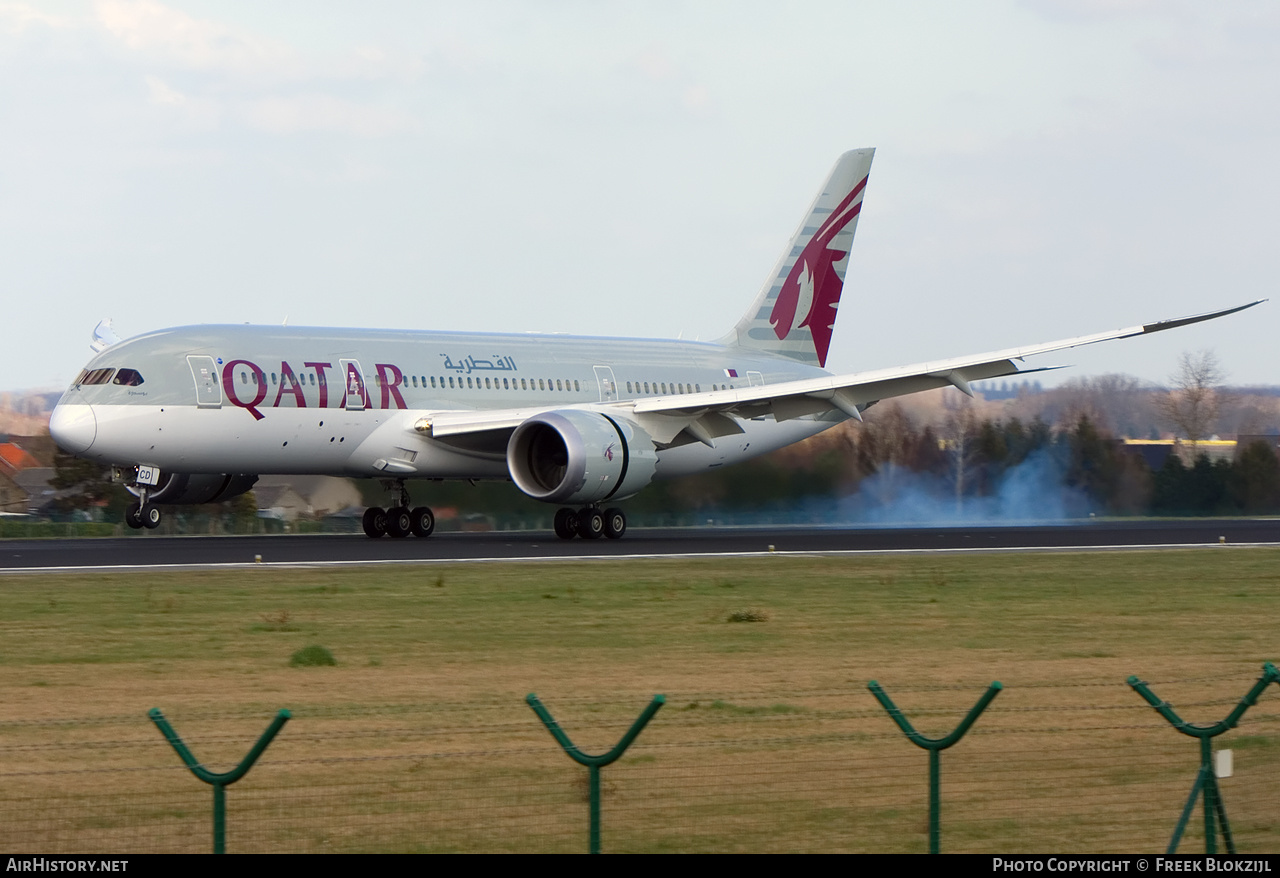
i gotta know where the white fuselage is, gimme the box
[50,324,844,489]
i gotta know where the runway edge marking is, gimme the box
[2,541,1276,575]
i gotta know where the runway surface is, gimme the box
[2,519,1278,571]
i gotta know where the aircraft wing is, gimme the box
[629,301,1264,435]
[410,300,1263,451]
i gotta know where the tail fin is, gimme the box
[719,148,874,368]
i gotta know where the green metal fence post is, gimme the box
[868,680,1002,854]
[526,693,665,854]
[1128,662,1278,856]
[148,708,291,854]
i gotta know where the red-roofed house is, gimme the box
[0,443,41,477]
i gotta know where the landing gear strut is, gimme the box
[124,485,162,530]
[554,506,626,540]
[363,480,434,539]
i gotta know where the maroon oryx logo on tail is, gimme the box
[768,175,868,367]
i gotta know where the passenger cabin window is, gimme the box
[113,369,144,387]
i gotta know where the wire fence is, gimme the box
[1,672,1278,853]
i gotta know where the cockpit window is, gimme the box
[77,368,116,386]
[113,369,144,387]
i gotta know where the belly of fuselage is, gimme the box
[69,401,838,483]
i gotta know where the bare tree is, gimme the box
[1048,373,1160,438]
[857,403,916,504]
[941,401,980,515]
[1161,350,1224,450]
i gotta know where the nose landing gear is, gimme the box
[124,485,162,530]
[362,480,435,539]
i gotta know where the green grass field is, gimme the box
[1,548,1279,852]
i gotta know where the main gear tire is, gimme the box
[554,508,577,540]
[410,506,435,538]
[603,508,627,539]
[362,507,387,539]
[576,507,605,540]
[385,506,412,538]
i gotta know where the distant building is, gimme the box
[0,442,41,477]
[11,467,57,515]
[974,380,1045,401]
[1122,439,1238,469]
[253,475,362,521]
[254,484,309,522]
[0,471,25,514]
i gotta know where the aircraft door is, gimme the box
[339,359,368,411]
[747,371,765,387]
[187,356,222,408]
[593,365,618,402]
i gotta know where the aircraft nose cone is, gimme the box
[49,404,97,454]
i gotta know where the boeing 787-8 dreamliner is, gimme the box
[48,149,1261,539]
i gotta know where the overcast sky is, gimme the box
[3,1,1278,391]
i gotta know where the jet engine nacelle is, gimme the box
[128,473,260,505]
[507,410,658,505]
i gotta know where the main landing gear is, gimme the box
[362,480,435,539]
[554,506,626,540]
